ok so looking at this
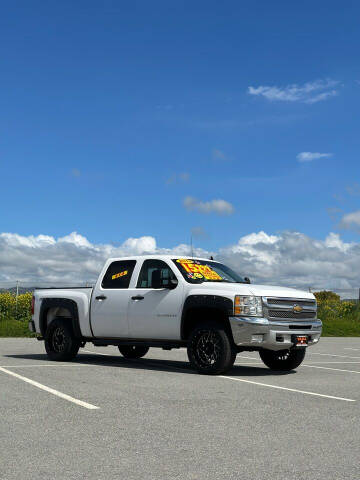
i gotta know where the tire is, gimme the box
[118,345,149,359]
[259,348,306,371]
[45,317,80,361]
[187,321,236,375]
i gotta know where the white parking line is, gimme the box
[82,349,113,356]
[301,361,360,364]
[235,362,263,365]
[309,353,360,359]
[344,348,360,351]
[79,350,356,402]
[0,366,99,410]
[219,375,356,402]
[235,361,360,366]
[302,364,360,374]
[0,364,93,368]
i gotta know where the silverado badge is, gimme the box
[293,304,303,313]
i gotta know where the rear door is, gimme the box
[90,260,136,337]
[128,259,183,339]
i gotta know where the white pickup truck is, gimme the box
[30,255,322,375]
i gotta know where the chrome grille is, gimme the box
[263,297,317,322]
[268,310,316,319]
[267,298,316,307]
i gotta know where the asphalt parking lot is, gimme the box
[1,338,360,480]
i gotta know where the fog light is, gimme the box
[251,334,264,343]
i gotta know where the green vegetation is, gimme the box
[0,318,36,337]
[314,291,360,337]
[0,292,35,337]
[0,290,359,337]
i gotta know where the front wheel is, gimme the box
[45,318,80,361]
[259,348,306,371]
[187,321,236,375]
[118,346,149,359]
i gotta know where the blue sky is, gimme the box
[1,0,360,252]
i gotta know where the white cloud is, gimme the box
[1,230,360,290]
[183,196,235,215]
[121,236,157,254]
[305,90,338,104]
[340,210,360,231]
[58,232,92,248]
[248,79,340,104]
[296,152,332,162]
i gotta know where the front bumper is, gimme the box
[229,316,322,351]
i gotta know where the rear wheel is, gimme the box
[187,321,236,375]
[45,318,80,361]
[118,345,149,359]
[259,348,306,371]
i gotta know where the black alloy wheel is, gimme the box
[187,321,236,375]
[45,317,80,361]
[259,348,306,371]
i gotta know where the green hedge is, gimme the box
[315,294,360,336]
[0,292,35,337]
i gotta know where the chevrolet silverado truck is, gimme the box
[29,255,322,375]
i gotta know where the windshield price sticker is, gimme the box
[112,270,128,280]
[177,260,222,280]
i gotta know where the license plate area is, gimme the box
[292,335,308,346]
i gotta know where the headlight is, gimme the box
[234,295,262,316]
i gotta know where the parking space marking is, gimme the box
[82,349,113,356]
[309,353,360,359]
[0,366,99,410]
[302,364,360,374]
[219,375,356,402]
[235,362,263,365]
[344,348,360,351]
[0,364,93,368]
[24,350,357,402]
[301,361,360,364]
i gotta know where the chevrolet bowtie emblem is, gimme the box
[293,304,303,313]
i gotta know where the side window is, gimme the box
[101,260,136,289]
[137,260,177,288]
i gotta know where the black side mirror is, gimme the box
[244,277,251,284]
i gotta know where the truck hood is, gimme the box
[247,284,314,299]
[192,282,314,299]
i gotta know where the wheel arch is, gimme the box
[181,295,234,341]
[39,298,82,339]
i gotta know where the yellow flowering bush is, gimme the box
[0,292,32,322]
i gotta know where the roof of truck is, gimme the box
[106,254,219,262]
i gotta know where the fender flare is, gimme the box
[39,298,82,339]
[180,295,234,340]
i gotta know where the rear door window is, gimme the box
[101,260,136,289]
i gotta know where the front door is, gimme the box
[90,259,137,338]
[128,259,183,339]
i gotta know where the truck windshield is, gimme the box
[172,258,246,284]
